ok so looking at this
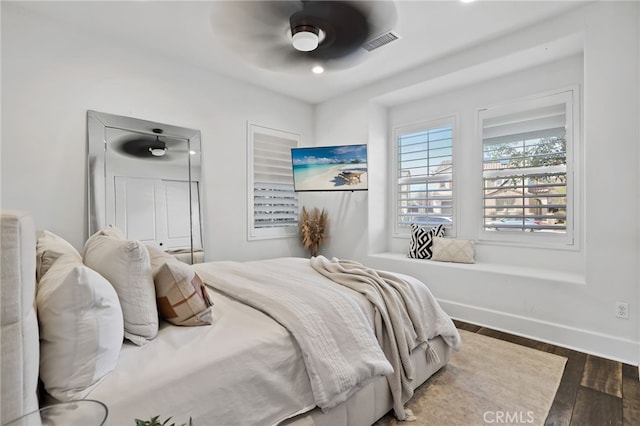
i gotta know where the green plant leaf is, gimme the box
[134,415,193,426]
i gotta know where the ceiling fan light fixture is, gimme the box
[291,25,320,51]
[149,147,167,157]
[149,135,167,157]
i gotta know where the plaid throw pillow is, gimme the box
[408,224,445,259]
[154,262,214,327]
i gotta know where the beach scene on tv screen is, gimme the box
[292,144,368,191]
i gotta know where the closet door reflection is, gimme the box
[88,111,203,263]
[113,177,202,250]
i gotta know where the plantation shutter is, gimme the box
[482,102,568,233]
[250,125,299,238]
[396,124,454,229]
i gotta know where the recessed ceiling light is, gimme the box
[311,65,324,74]
[461,0,476,3]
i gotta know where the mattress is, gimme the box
[85,288,317,426]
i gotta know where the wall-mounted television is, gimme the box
[291,144,368,192]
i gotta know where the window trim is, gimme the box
[247,122,300,240]
[476,87,580,248]
[392,115,458,238]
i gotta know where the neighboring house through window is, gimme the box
[247,123,299,240]
[479,88,578,245]
[394,117,455,235]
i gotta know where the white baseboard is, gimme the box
[439,298,639,366]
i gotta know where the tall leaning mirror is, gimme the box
[87,110,203,264]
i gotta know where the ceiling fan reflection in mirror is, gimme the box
[115,128,190,161]
[119,128,167,158]
[212,0,398,73]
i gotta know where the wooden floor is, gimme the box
[454,320,640,426]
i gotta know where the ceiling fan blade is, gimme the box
[211,0,397,73]
[211,1,301,38]
[248,46,309,72]
[211,1,302,61]
[353,1,398,36]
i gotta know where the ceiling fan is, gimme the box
[212,1,398,72]
[113,129,189,161]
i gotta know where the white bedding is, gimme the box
[83,257,458,426]
[85,288,317,426]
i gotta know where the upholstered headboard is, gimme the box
[1,210,40,423]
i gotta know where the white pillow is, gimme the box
[431,237,475,264]
[36,230,81,282]
[37,258,124,401]
[83,231,158,345]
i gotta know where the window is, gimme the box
[248,123,299,240]
[394,118,455,234]
[479,89,577,244]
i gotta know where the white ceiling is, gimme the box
[12,0,586,104]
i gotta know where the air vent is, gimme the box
[362,31,400,52]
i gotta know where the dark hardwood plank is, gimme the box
[545,398,572,426]
[622,372,640,425]
[570,387,622,426]
[622,363,639,381]
[476,326,556,353]
[581,355,623,398]
[545,348,587,426]
[452,320,480,332]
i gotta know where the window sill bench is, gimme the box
[368,252,585,286]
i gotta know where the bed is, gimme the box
[0,210,460,426]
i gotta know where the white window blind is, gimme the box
[481,90,574,237]
[396,120,454,231]
[248,124,299,239]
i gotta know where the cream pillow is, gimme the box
[97,226,126,239]
[154,262,214,326]
[36,230,81,282]
[83,231,158,345]
[431,237,475,264]
[147,244,180,274]
[37,257,124,401]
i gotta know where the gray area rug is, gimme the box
[375,329,567,425]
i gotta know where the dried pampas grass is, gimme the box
[300,207,328,257]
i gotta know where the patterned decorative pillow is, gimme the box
[408,224,445,259]
[146,244,180,275]
[154,261,214,327]
[431,237,475,264]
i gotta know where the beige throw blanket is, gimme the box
[198,258,394,411]
[310,256,461,421]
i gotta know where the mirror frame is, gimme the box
[87,110,203,263]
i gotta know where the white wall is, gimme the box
[388,55,584,268]
[2,1,638,364]
[314,2,640,363]
[1,3,313,260]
